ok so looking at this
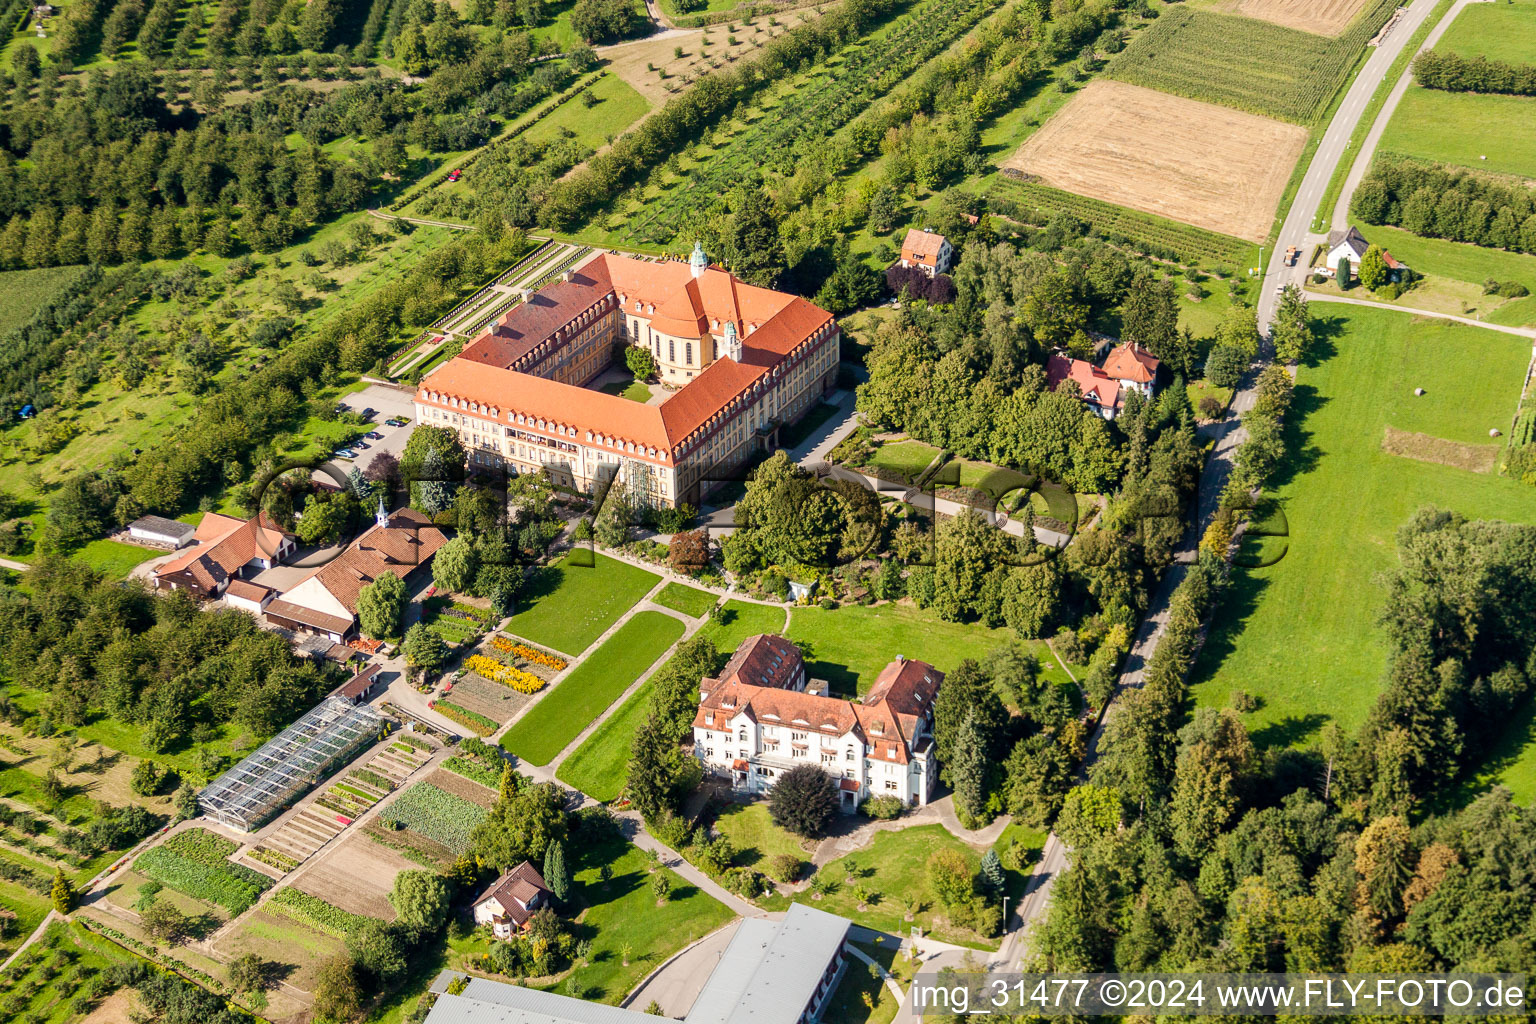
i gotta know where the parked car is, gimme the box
[353,441,370,450]
[334,448,358,459]
[361,407,376,418]
[447,169,462,182]
[366,431,383,439]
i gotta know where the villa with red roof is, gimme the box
[1046,342,1162,421]
[414,244,840,509]
[152,512,295,600]
[692,636,942,812]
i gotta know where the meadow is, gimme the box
[1190,307,1536,747]
[1434,0,1536,64]
[0,266,89,333]
[504,552,661,656]
[1377,88,1536,180]
[1109,0,1399,124]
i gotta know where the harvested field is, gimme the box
[447,674,536,725]
[1381,426,1501,473]
[1218,0,1369,36]
[423,767,498,806]
[294,833,414,920]
[1004,81,1307,243]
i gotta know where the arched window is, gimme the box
[739,729,747,742]
[685,342,693,365]
[845,747,855,761]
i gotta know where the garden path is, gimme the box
[1304,292,1536,339]
[845,941,908,1006]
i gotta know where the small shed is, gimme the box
[334,664,383,705]
[223,580,273,614]
[127,515,196,549]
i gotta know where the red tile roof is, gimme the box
[265,599,355,637]
[707,634,804,693]
[474,861,551,929]
[155,512,291,586]
[224,580,271,602]
[296,508,449,615]
[1102,343,1159,385]
[1046,353,1122,414]
[336,664,382,700]
[461,258,615,370]
[901,228,949,269]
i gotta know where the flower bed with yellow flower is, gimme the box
[466,654,546,694]
[490,636,567,670]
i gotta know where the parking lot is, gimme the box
[330,384,419,478]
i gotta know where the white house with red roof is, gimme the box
[471,861,553,940]
[415,245,839,509]
[1046,342,1162,420]
[899,227,954,278]
[692,636,942,811]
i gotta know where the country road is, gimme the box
[1001,0,1454,969]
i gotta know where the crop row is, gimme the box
[384,782,488,853]
[491,636,566,670]
[465,654,546,695]
[988,179,1254,267]
[1107,0,1399,125]
[432,699,500,735]
[442,755,503,790]
[626,0,997,242]
[267,887,373,940]
[249,847,300,873]
[135,847,272,915]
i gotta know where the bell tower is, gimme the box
[721,320,740,362]
[690,241,707,280]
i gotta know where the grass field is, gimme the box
[555,600,788,800]
[505,552,660,656]
[0,920,134,1020]
[762,824,1045,949]
[1377,89,1536,180]
[1435,0,1536,64]
[864,439,943,482]
[1191,307,1536,747]
[501,611,685,765]
[651,582,719,618]
[1005,81,1307,243]
[1109,0,1398,124]
[786,603,1077,696]
[522,71,651,153]
[710,803,811,869]
[0,266,89,333]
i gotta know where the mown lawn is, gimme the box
[556,600,786,800]
[763,824,1040,949]
[561,834,736,1004]
[864,439,943,482]
[1340,221,1536,327]
[1378,86,1536,180]
[505,552,660,656]
[523,70,650,151]
[787,603,1074,697]
[710,803,812,870]
[501,611,684,765]
[651,582,719,618]
[74,538,161,581]
[1190,307,1536,749]
[1435,0,1536,65]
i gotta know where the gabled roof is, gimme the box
[154,512,291,583]
[473,861,551,928]
[1102,342,1160,384]
[708,634,803,693]
[265,599,355,637]
[224,580,271,602]
[1327,225,1369,258]
[129,515,196,540]
[901,228,949,268]
[280,508,448,618]
[1046,353,1122,413]
[684,904,851,1024]
[460,258,616,370]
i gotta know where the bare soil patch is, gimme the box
[79,988,137,1024]
[1003,80,1307,243]
[1217,0,1369,36]
[1381,425,1500,473]
[362,822,454,866]
[294,833,414,919]
[449,674,534,725]
[423,768,498,807]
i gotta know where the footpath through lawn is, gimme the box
[501,611,685,765]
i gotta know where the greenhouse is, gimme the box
[199,696,383,831]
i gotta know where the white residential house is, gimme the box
[899,228,954,278]
[691,636,941,811]
[471,862,553,940]
[1325,226,1370,279]
[1046,342,1162,421]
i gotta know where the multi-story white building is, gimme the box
[414,244,840,509]
[691,636,942,812]
[1045,341,1162,420]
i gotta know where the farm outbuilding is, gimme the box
[198,696,383,831]
[126,516,197,549]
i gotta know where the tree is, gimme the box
[1271,285,1314,364]
[926,848,973,908]
[625,345,657,380]
[312,955,361,1022]
[1054,784,1122,851]
[1358,244,1390,292]
[815,241,882,315]
[979,848,1006,897]
[389,870,451,932]
[569,0,640,42]
[651,871,672,905]
[594,479,635,548]
[950,711,991,826]
[432,536,478,594]
[1119,273,1180,360]
[1204,343,1249,390]
[174,782,200,821]
[768,764,838,837]
[356,571,407,640]
[227,953,269,996]
[131,758,163,796]
[140,898,190,943]
[628,714,686,822]
[468,781,569,870]
[51,868,76,914]
[1170,708,1255,860]
[402,622,449,677]
[1215,304,1261,358]
[543,839,570,902]
[718,187,786,287]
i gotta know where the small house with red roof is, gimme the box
[1046,342,1162,421]
[472,861,553,940]
[899,227,954,278]
[693,638,942,811]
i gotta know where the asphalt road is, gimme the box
[1005,0,1452,969]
